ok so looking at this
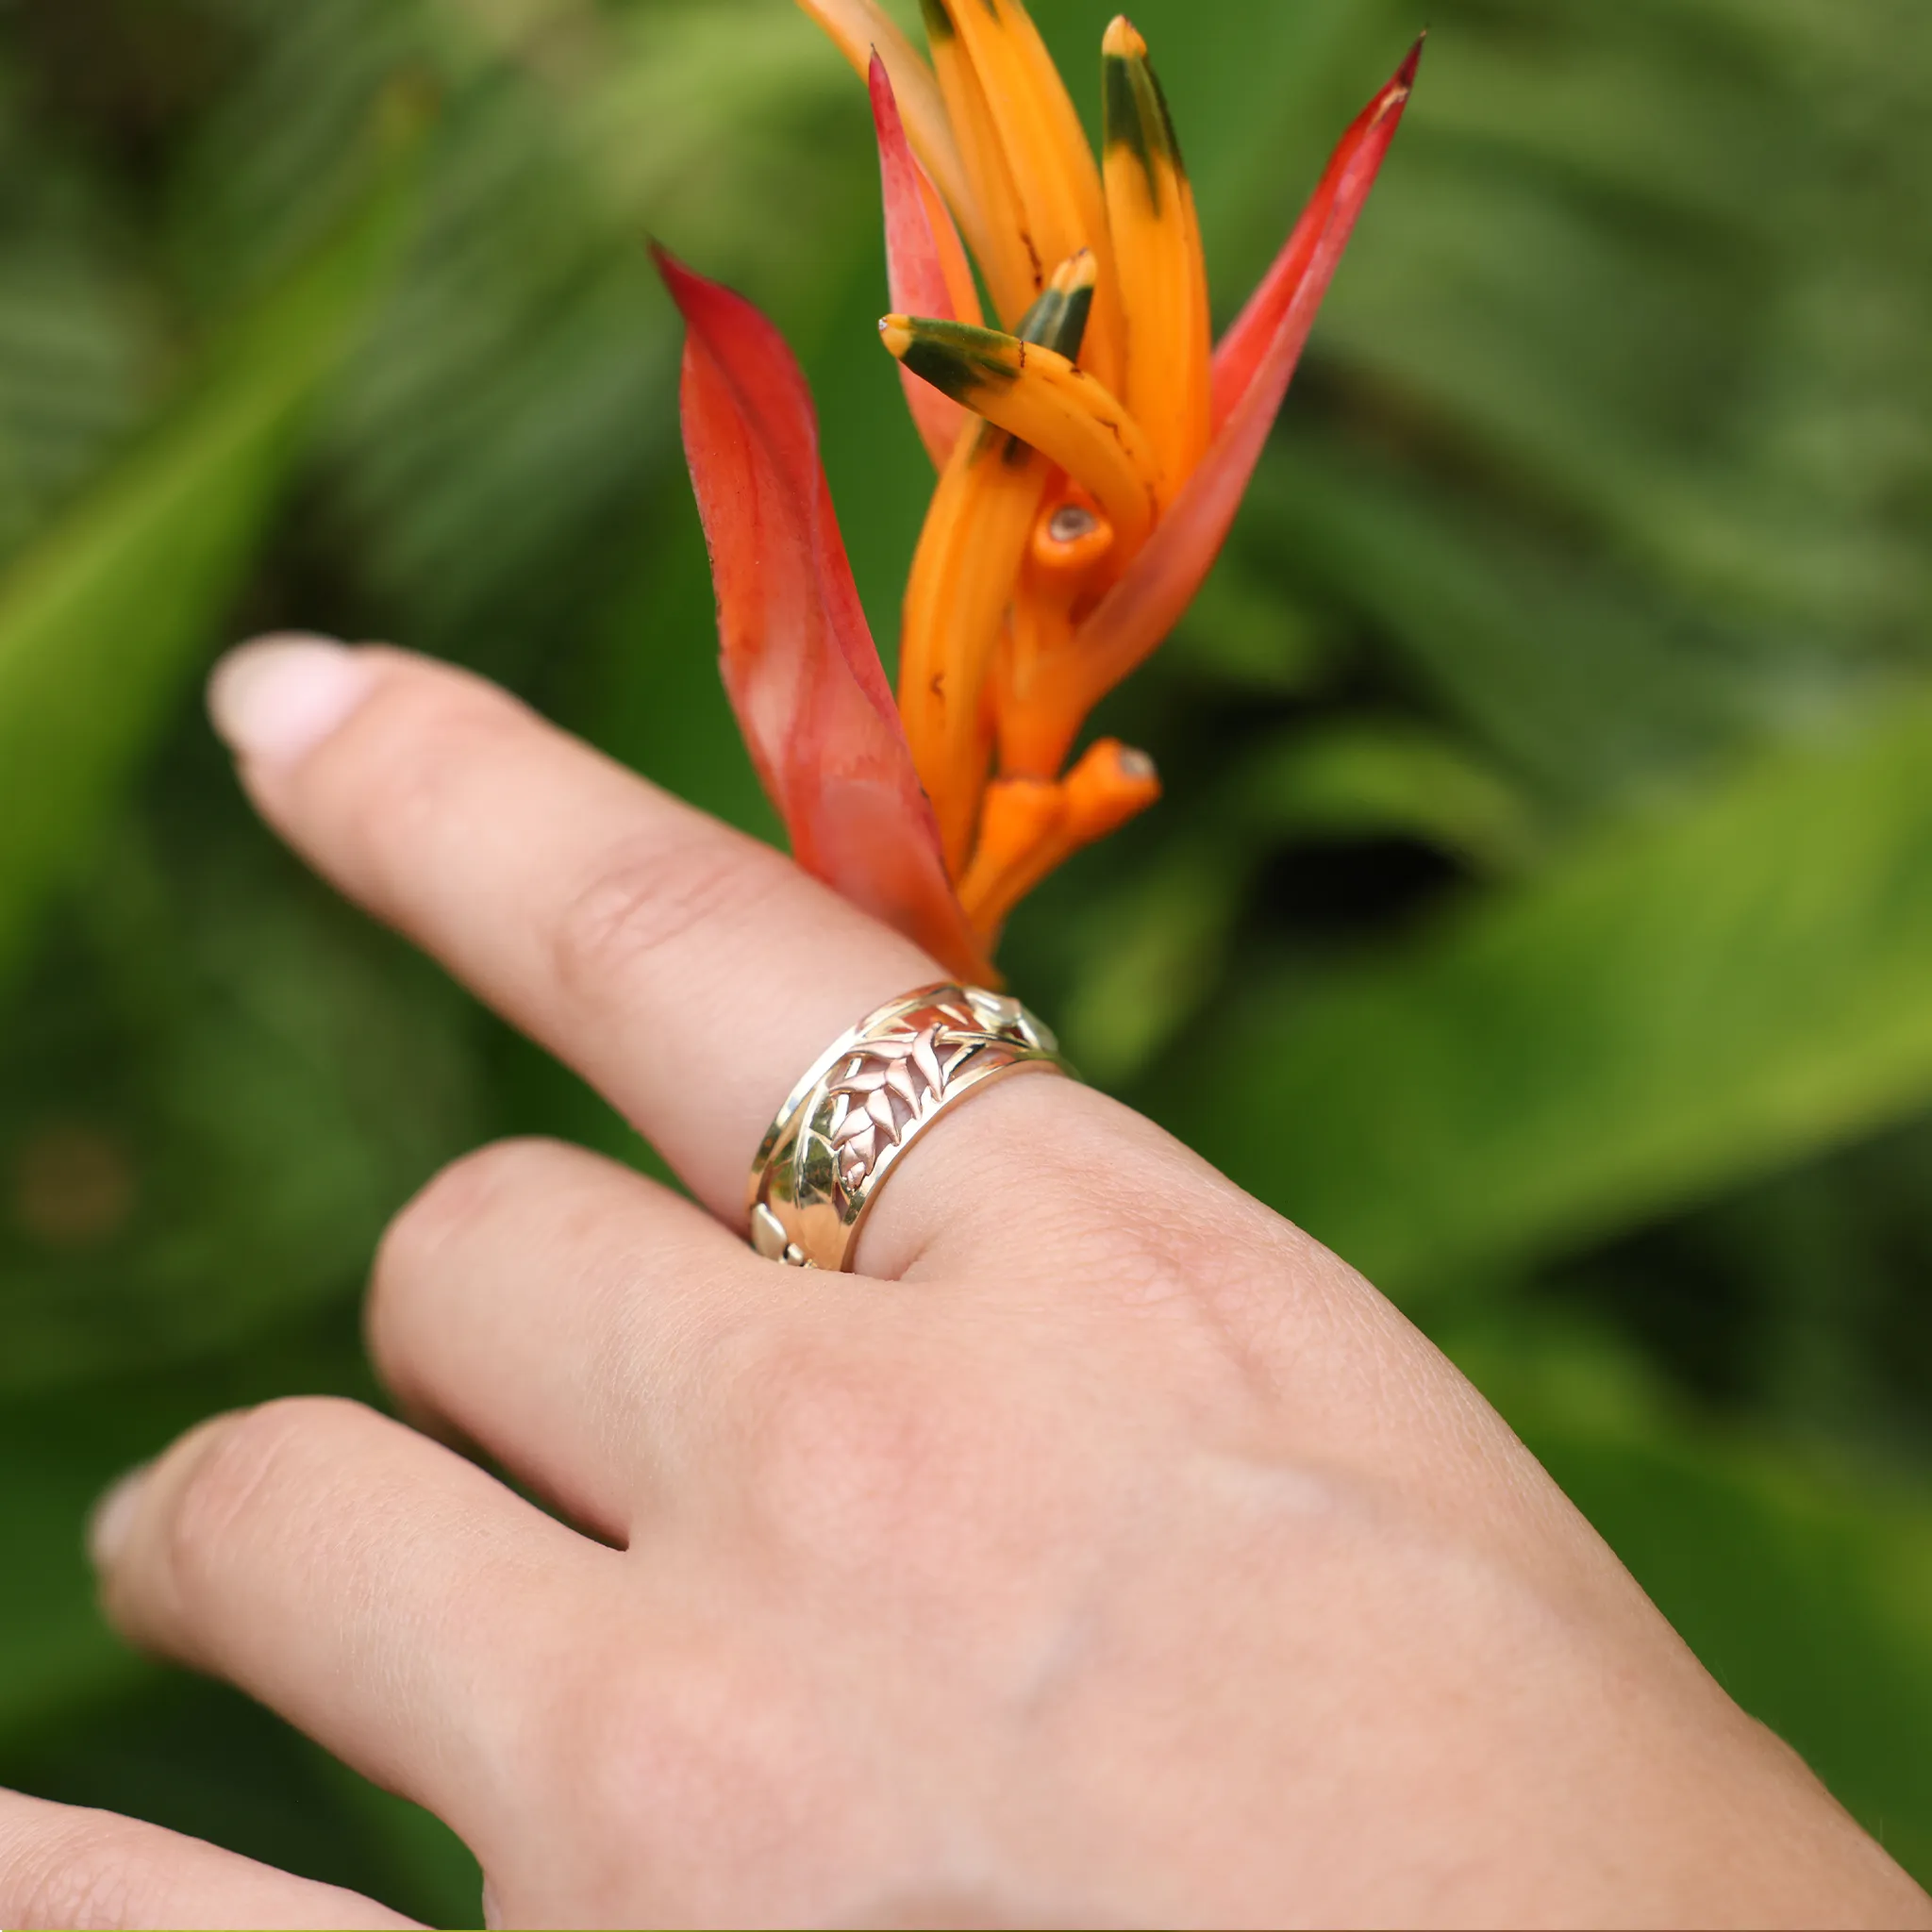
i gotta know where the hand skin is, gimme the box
[3,637,1925,1931]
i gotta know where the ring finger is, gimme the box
[365,1136,803,1542]
[208,637,1106,1280]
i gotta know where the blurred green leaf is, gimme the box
[1232,721,1541,874]
[1058,723,1535,1082]
[0,824,484,1392]
[1449,1310,1932,1885]
[1160,558,1338,697]
[175,0,876,667]
[0,139,408,1005]
[0,1409,148,1746]
[1247,440,1759,808]
[11,1672,479,1927]
[1057,840,1249,1085]
[318,1759,481,1927]
[1152,691,1932,1294]
[0,1310,377,1748]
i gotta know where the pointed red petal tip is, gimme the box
[866,41,972,464]
[651,241,767,337]
[650,239,703,315]
[649,240,716,319]
[1397,31,1425,92]
[1043,50,1418,757]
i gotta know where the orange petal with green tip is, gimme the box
[923,0,1124,385]
[656,246,991,984]
[881,315,1163,552]
[870,55,977,468]
[919,0,1041,327]
[1102,17,1212,490]
[793,0,979,246]
[1005,48,1419,780]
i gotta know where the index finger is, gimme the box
[208,637,1106,1276]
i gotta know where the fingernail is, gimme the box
[208,634,375,765]
[88,1462,151,1570]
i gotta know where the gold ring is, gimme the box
[746,983,1070,1272]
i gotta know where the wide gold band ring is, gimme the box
[746,983,1070,1273]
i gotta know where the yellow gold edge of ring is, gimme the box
[820,1052,1067,1271]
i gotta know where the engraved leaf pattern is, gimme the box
[819,998,986,1197]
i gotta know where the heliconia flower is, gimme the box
[658,2,1418,983]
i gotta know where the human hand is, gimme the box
[14,637,1928,1929]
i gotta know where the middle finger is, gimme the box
[367,1136,788,1542]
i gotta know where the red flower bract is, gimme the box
[658,7,1418,977]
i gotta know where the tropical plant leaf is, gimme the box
[1244,439,1770,808]
[0,822,484,1393]
[1054,721,1537,1081]
[1448,1310,1932,1887]
[165,0,876,669]
[0,145,409,1007]
[1232,720,1541,874]
[0,1307,381,1748]
[1147,690,1932,1295]
[0,1402,149,1747]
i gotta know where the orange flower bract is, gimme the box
[659,3,1418,980]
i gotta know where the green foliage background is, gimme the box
[0,0,1928,1917]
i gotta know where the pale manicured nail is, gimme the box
[208,634,375,765]
[88,1462,152,1570]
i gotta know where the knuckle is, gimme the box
[551,830,778,1001]
[158,1397,363,1601]
[728,1339,965,1561]
[538,1640,832,1901]
[370,1137,560,1347]
[716,1323,1103,1661]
